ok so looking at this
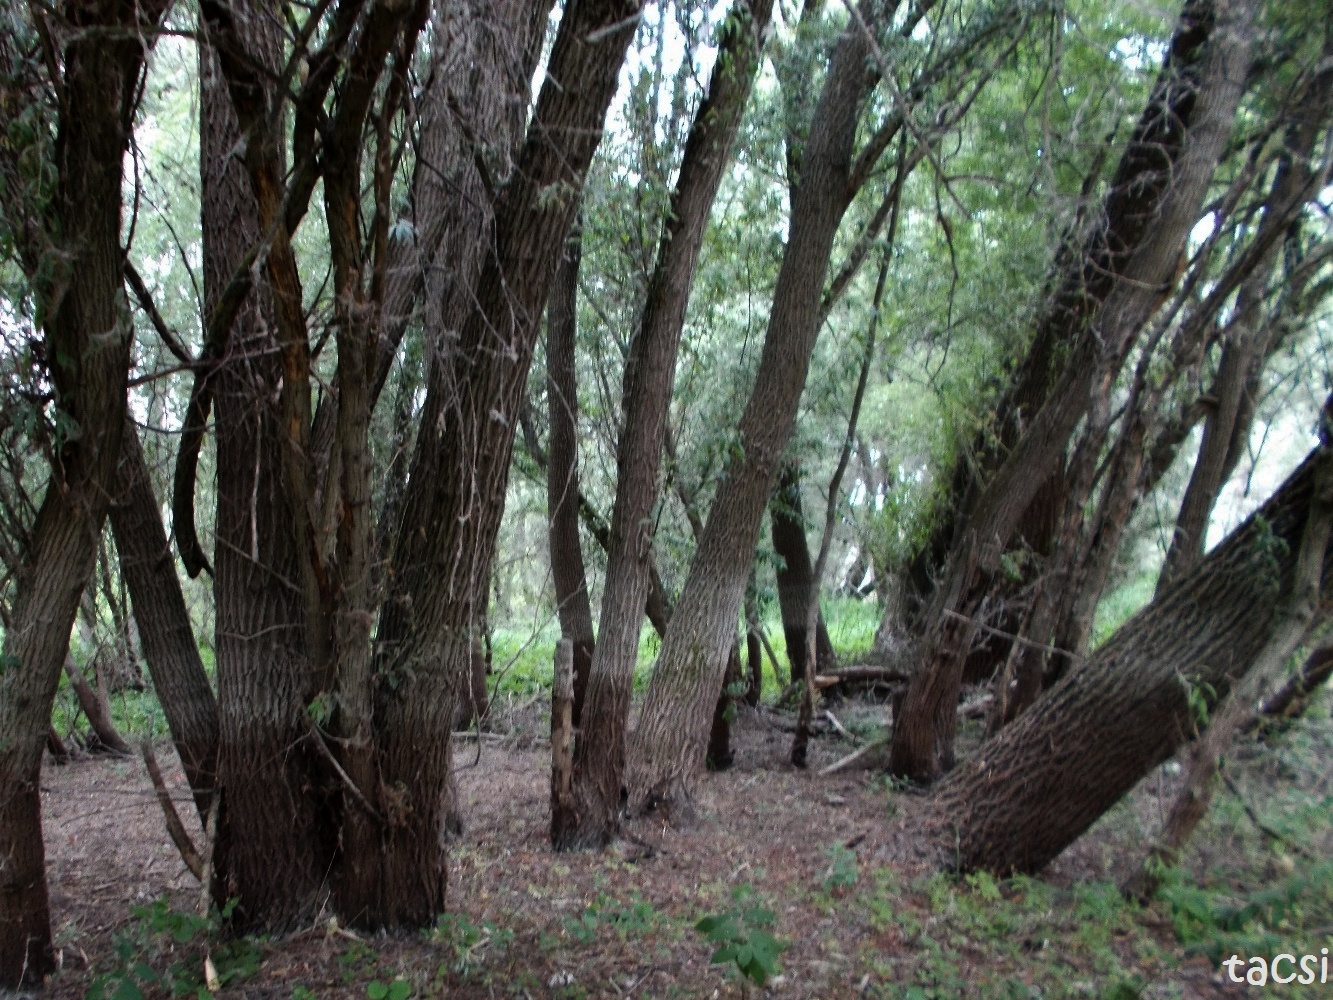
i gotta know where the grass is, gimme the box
[486,594,884,703]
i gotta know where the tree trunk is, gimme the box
[0,1,167,983]
[363,0,642,922]
[706,644,743,770]
[934,442,1331,875]
[890,0,1254,782]
[63,655,132,756]
[546,223,597,723]
[771,462,838,682]
[745,583,764,706]
[1157,49,1333,593]
[197,18,333,931]
[625,5,880,816]
[556,0,774,848]
[110,422,219,816]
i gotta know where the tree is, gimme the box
[890,0,1257,782]
[552,0,775,848]
[935,427,1332,874]
[0,0,172,983]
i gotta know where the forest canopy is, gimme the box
[0,0,1331,989]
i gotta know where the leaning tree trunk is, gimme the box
[890,0,1255,782]
[197,21,334,931]
[0,2,167,983]
[894,0,1240,655]
[556,0,775,849]
[624,6,880,816]
[362,0,643,925]
[771,462,839,683]
[934,443,1332,874]
[546,223,597,723]
[110,422,219,816]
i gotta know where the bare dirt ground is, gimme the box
[35,696,1298,1000]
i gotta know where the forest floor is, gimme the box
[35,691,1333,1000]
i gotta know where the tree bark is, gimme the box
[1157,44,1333,593]
[556,0,774,848]
[890,0,1255,782]
[197,12,334,931]
[934,440,1332,875]
[63,654,132,756]
[624,3,882,816]
[0,0,168,983]
[546,223,597,723]
[771,462,838,683]
[363,0,642,922]
[110,422,219,816]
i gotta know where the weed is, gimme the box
[366,978,412,1000]
[85,897,260,1000]
[430,912,514,975]
[693,884,787,988]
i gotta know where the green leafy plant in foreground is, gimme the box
[86,897,260,1000]
[694,885,787,988]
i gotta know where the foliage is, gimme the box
[563,893,666,943]
[85,898,260,1000]
[693,885,787,987]
[430,912,515,975]
[1155,860,1333,967]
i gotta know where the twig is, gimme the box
[1221,769,1317,861]
[823,710,859,743]
[141,741,203,880]
[819,737,889,776]
[942,609,1083,662]
[305,720,384,823]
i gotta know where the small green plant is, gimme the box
[563,893,664,943]
[822,843,861,893]
[366,978,412,1000]
[693,885,787,988]
[85,897,260,1000]
[430,912,513,974]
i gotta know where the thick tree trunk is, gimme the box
[934,443,1332,875]
[197,21,333,931]
[890,0,1254,782]
[771,463,838,682]
[625,6,880,816]
[556,0,774,849]
[893,0,1243,652]
[0,2,166,983]
[110,422,219,815]
[363,0,642,922]
[546,224,597,723]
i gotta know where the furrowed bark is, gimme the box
[891,0,1255,782]
[934,439,1332,875]
[546,223,597,724]
[110,422,219,817]
[366,0,643,922]
[556,0,776,847]
[624,2,882,817]
[0,0,169,983]
[197,11,333,931]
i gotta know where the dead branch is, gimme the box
[141,741,203,880]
